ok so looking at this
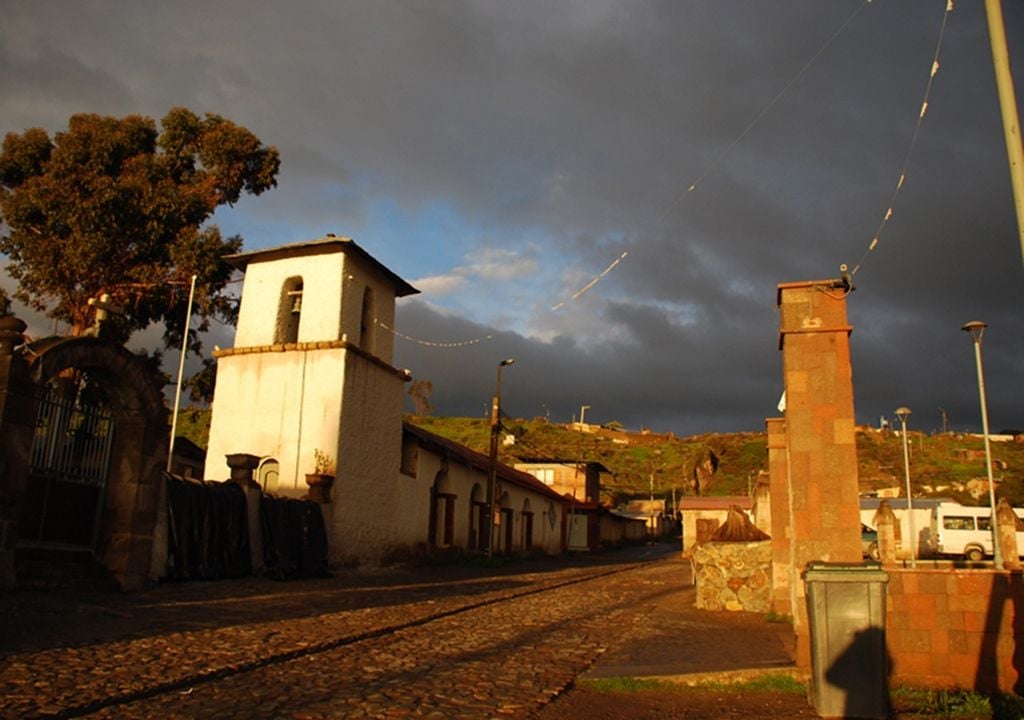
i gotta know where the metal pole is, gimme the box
[167,274,197,473]
[485,358,514,557]
[485,391,500,558]
[896,409,916,568]
[972,337,1003,569]
[985,0,1024,265]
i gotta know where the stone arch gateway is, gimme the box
[0,330,169,590]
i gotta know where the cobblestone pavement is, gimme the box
[0,544,794,719]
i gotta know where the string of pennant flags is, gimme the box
[373,0,953,348]
[851,0,955,277]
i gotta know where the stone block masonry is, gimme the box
[886,568,1024,694]
[773,279,863,668]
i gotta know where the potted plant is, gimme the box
[305,449,335,502]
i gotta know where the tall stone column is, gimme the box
[777,280,863,667]
[0,316,37,588]
[765,417,793,617]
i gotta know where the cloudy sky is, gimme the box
[2,0,1022,435]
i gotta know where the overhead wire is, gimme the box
[850,0,955,276]
[377,0,897,349]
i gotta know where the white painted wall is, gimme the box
[204,348,347,491]
[234,252,346,346]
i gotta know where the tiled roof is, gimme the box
[403,422,567,503]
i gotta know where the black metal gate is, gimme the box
[18,382,115,550]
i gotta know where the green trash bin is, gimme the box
[803,563,889,719]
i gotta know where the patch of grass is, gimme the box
[892,687,997,717]
[698,673,806,695]
[764,609,793,625]
[581,677,676,693]
[583,674,806,696]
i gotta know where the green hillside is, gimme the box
[177,407,1024,506]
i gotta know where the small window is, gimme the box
[943,516,975,531]
[977,516,992,531]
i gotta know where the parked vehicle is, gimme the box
[861,523,879,561]
[931,502,1024,561]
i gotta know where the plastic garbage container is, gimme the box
[803,563,889,719]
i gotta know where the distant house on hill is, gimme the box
[513,459,610,503]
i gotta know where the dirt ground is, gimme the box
[535,685,818,719]
[534,684,998,720]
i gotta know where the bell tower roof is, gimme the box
[225,236,419,297]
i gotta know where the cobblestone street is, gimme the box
[0,545,795,719]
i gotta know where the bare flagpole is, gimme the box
[167,274,198,473]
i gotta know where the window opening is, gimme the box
[275,277,303,344]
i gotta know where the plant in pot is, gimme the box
[305,449,335,503]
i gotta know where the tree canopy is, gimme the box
[0,108,280,351]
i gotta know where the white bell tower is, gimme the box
[204,236,418,562]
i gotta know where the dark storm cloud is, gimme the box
[2,0,1022,434]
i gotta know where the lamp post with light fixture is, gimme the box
[485,358,515,557]
[962,320,1003,569]
[894,406,916,568]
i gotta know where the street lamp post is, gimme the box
[962,321,1003,569]
[894,406,916,568]
[485,358,515,558]
[579,405,590,425]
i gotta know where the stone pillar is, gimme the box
[996,498,1021,570]
[777,279,862,668]
[874,500,897,566]
[0,316,37,588]
[226,453,264,574]
[766,417,793,618]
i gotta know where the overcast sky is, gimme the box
[2,0,1022,435]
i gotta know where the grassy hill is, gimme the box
[177,407,1024,506]
[409,416,1024,507]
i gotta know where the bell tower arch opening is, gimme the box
[275,276,303,344]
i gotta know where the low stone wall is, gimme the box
[693,540,772,612]
[886,568,1023,694]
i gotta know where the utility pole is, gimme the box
[986,0,1024,265]
[485,358,515,557]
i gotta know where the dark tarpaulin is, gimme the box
[165,474,252,581]
[260,495,329,580]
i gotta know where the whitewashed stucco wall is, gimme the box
[204,349,346,490]
[234,253,346,346]
[386,439,565,558]
[327,355,407,564]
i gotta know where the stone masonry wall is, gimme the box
[693,541,772,613]
[886,568,1023,694]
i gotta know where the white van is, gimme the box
[931,502,1024,561]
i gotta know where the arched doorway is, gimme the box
[2,335,168,589]
[428,468,457,549]
[468,483,486,551]
[495,488,513,555]
[521,498,534,551]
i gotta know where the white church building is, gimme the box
[204,236,568,564]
